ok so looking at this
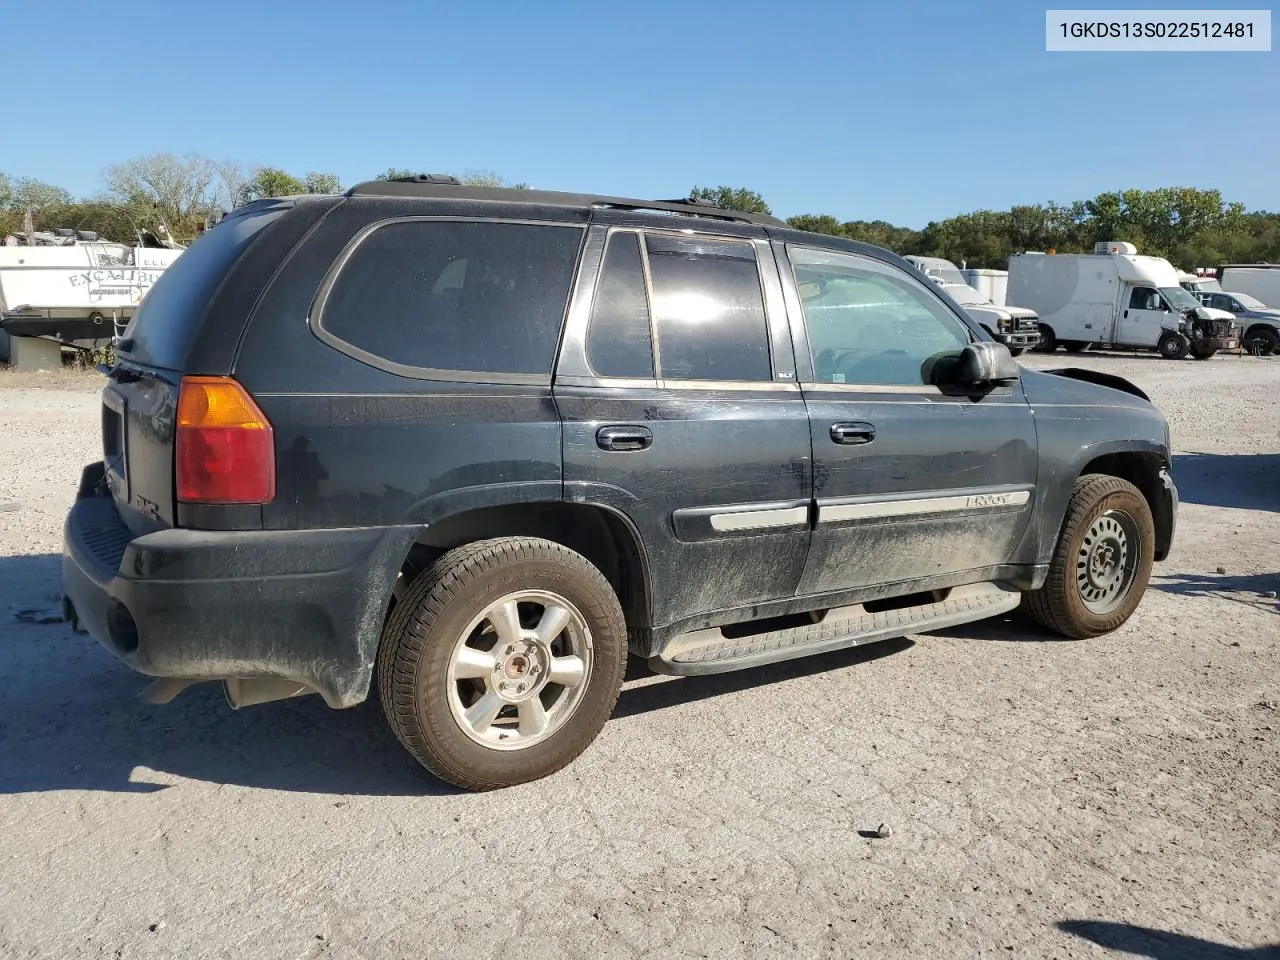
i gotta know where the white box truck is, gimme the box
[1007,242,1241,360]
[960,267,1008,306]
[905,256,1041,354]
[1218,265,1280,307]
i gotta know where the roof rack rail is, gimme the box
[591,197,784,226]
[342,179,786,227]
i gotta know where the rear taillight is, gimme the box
[176,376,275,504]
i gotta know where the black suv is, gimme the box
[61,176,1178,790]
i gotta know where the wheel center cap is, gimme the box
[504,654,529,680]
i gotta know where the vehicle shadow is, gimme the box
[0,553,916,796]
[923,607,1065,644]
[1150,571,1279,614]
[1058,920,1280,959]
[1172,452,1280,513]
[614,637,914,718]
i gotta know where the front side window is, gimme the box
[1129,287,1159,311]
[789,247,970,387]
[645,234,772,382]
[318,219,583,377]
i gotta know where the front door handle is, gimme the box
[597,425,653,452]
[830,421,876,445]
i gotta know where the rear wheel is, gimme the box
[1035,324,1057,353]
[378,537,627,790]
[1022,475,1155,639]
[1157,332,1190,360]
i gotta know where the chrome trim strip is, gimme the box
[820,490,1031,523]
[709,505,810,532]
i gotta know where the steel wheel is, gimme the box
[445,589,593,751]
[1075,509,1140,615]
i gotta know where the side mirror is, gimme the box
[1146,294,1162,311]
[947,341,1020,387]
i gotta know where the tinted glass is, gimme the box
[790,247,970,387]
[586,232,654,378]
[120,206,285,369]
[645,234,771,382]
[320,220,583,376]
[1129,287,1156,310]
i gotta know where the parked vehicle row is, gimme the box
[1008,242,1241,360]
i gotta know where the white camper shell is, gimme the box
[1007,242,1240,360]
[904,256,1041,354]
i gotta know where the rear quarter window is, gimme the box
[314,219,584,380]
[119,207,286,369]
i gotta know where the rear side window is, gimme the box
[317,220,583,378]
[645,234,771,382]
[586,232,654,378]
[120,207,285,369]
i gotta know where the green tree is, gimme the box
[303,171,342,194]
[241,166,307,203]
[689,185,771,216]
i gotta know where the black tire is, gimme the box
[1062,341,1089,354]
[1008,347,1026,357]
[1035,324,1057,353]
[1244,325,1279,356]
[378,537,627,791]
[1157,332,1190,360]
[1022,475,1155,640]
[1189,342,1217,360]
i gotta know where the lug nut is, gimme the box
[517,683,526,693]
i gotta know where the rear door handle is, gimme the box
[830,422,876,445]
[597,425,653,452]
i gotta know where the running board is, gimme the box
[650,581,1021,676]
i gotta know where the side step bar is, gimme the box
[650,581,1021,676]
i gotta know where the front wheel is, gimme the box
[1035,324,1058,353]
[1022,475,1155,639]
[1157,332,1190,360]
[377,537,627,790]
[1008,347,1026,357]
[1189,342,1217,360]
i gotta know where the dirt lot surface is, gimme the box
[1,356,1277,959]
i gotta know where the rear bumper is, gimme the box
[61,463,417,708]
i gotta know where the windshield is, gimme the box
[1234,292,1267,310]
[1160,286,1201,311]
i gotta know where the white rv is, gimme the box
[1218,265,1280,307]
[905,256,1041,354]
[1006,242,1240,360]
[0,229,184,363]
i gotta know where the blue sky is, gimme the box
[4,0,1277,226]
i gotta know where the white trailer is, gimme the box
[960,267,1008,306]
[1219,265,1280,307]
[1007,242,1240,360]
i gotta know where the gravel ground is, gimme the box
[1,355,1277,960]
